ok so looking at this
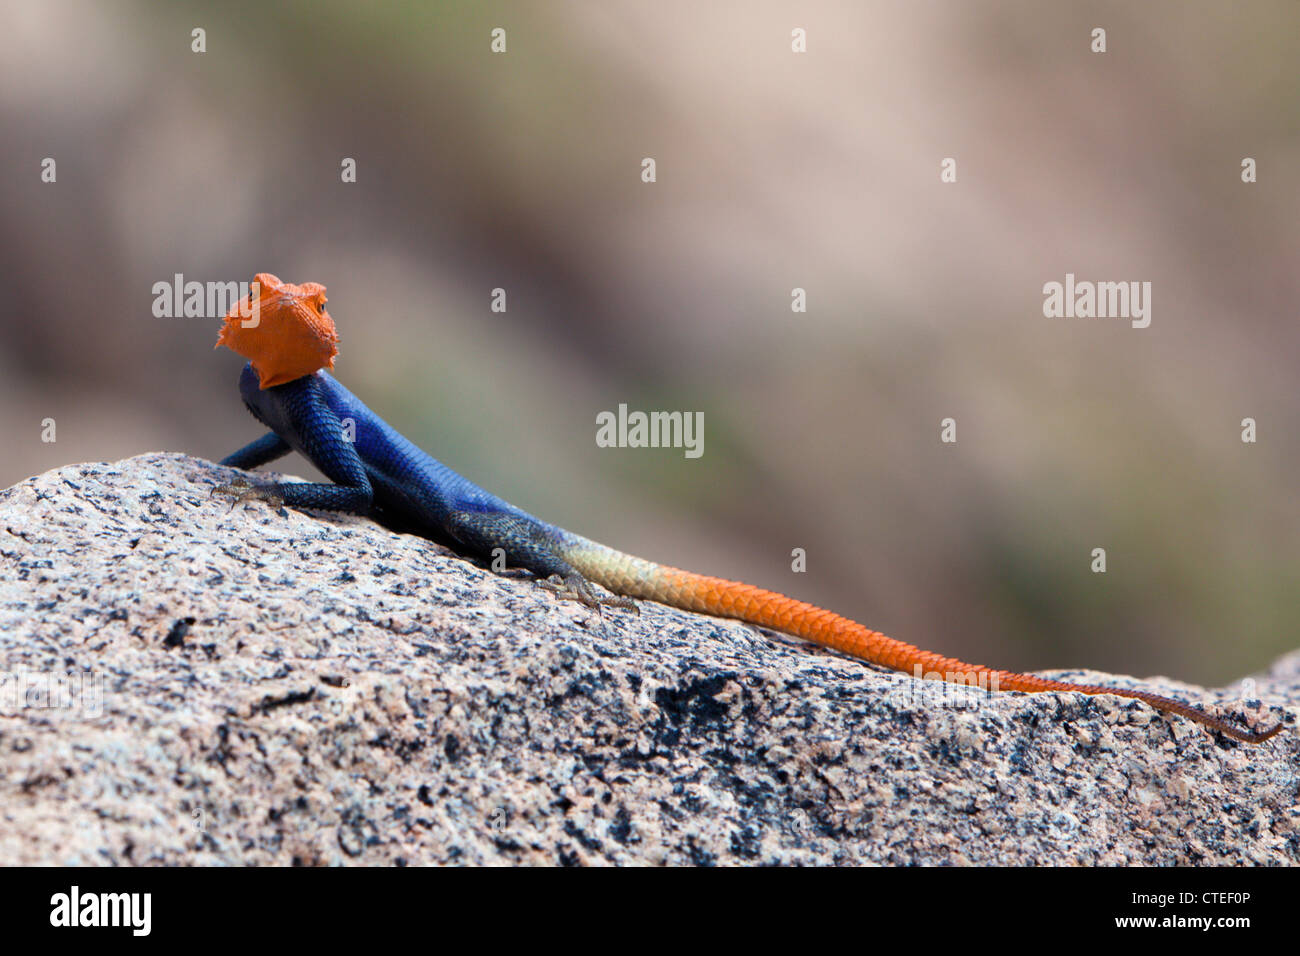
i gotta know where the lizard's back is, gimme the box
[239,364,540,540]
[314,371,536,533]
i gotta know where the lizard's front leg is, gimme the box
[212,475,285,510]
[219,431,291,471]
[212,474,373,514]
[213,379,374,515]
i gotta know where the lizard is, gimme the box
[210,273,1284,744]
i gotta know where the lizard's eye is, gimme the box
[317,300,326,314]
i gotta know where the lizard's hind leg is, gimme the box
[446,509,639,615]
[538,574,639,614]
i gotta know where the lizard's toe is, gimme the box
[212,478,285,511]
[538,574,637,614]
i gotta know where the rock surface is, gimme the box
[0,453,1296,866]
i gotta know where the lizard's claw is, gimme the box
[212,476,285,511]
[538,574,639,615]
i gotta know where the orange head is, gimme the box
[215,273,339,388]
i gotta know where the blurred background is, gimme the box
[2,0,1296,685]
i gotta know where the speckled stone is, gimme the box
[0,453,1295,865]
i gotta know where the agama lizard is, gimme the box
[211,273,1283,744]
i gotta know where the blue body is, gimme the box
[224,364,574,575]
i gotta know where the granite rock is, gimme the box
[0,453,1295,865]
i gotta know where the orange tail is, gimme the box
[567,541,1283,744]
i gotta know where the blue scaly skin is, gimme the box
[214,362,1284,744]
[216,363,636,610]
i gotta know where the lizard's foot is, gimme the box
[211,476,285,511]
[538,574,639,615]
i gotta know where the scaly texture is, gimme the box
[560,537,1282,743]
[212,277,1285,746]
